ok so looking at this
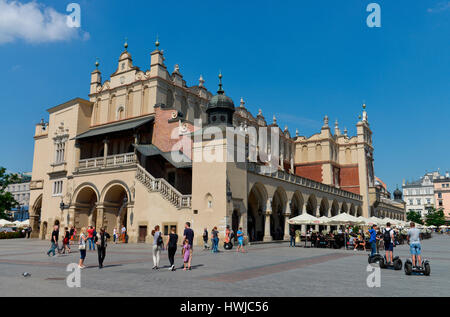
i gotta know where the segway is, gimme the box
[404,258,430,276]
[368,253,383,265]
[379,255,402,270]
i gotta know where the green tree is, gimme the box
[406,210,423,224]
[425,208,446,227]
[0,167,19,220]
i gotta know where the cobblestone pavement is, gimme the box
[0,235,449,296]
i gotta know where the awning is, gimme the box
[134,144,192,168]
[75,116,154,140]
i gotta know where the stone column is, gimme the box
[103,138,109,166]
[326,205,331,232]
[96,205,104,229]
[315,201,322,231]
[301,204,307,233]
[29,214,40,238]
[68,206,76,227]
[263,198,272,242]
[127,204,137,243]
[284,200,291,240]
[74,142,81,169]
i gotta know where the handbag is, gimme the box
[78,244,86,250]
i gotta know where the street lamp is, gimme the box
[60,198,69,212]
[226,190,232,203]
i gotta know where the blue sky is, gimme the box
[0,0,449,193]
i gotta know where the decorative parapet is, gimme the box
[136,164,191,209]
[77,152,136,172]
[30,180,44,190]
[247,162,362,201]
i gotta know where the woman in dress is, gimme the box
[182,239,190,271]
[78,227,87,269]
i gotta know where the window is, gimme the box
[409,199,413,206]
[439,200,443,207]
[116,106,125,120]
[438,193,442,199]
[53,181,63,196]
[55,142,66,163]
[162,223,177,236]
[416,199,421,205]
[427,198,431,204]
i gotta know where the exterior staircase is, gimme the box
[135,164,192,209]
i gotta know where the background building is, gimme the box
[28,41,403,243]
[434,172,450,222]
[5,172,31,221]
[402,171,441,216]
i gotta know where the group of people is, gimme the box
[202,226,246,253]
[369,222,423,266]
[45,222,247,271]
[77,226,110,269]
[150,222,194,271]
[46,225,75,256]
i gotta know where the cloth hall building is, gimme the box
[28,41,405,244]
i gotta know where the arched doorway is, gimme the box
[349,204,356,216]
[271,187,287,240]
[318,199,329,232]
[247,183,267,242]
[305,195,317,232]
[289,192,304,234]
[330,200,340,232]
[102,184,129,234]
[30,194,42,239]
[341,202,349,214]
[356,206,363,217]
[74,186,98,233]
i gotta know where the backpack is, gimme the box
[156,233,163,246]
[383,228,392,244]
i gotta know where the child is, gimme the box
[182,239,191,271]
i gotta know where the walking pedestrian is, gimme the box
[236,227,246,253]
[69,226,75,241]
[78,227,87,269]
[289,227,296,247]
[87,226,95,251]
[368,224,378,256]
[182,239,191,271]
[62,227,71,254]
[211,226,219,253]
[121,225,127,243]
[95,227,110,269]
[202,228,209,250]
[113,228,117,243]
[26,226,32,239]
[166,227,178,271]
[151,225,163,269]
[183,222,194,270]
[46,225,59,256]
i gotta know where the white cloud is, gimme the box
[427,1,450,13]
[0,0,82,44]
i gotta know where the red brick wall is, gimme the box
[340,165,360,194]
[295,164,323,183]
[151,107,195,159]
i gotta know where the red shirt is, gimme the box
[87,228,94,238]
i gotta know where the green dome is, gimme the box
[207,93,235,110]
[393,188,402,200]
